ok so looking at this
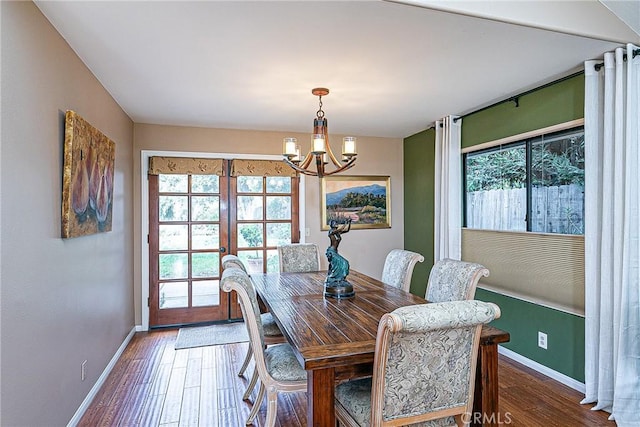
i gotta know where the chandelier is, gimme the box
[282,88,357,177]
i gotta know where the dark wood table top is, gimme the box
[251,270,509,370]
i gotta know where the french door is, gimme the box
[148,158,299,327]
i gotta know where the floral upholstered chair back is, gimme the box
[381,249,425,292]
[220,268,265,350]
[221,254,247,272]
[277,243,321,273]
[426,258,489,303]
[370,300,501,426]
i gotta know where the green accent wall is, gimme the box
[403,73,586,382]
[462,73,585,147]
[476,289,585,381]
[404,128,435,297]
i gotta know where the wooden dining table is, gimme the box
[251,269,510,427]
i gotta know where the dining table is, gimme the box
[251,269,510,427]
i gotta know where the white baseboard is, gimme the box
[499,345,585,393]
[135,324,146,332]
[67,326,137,427]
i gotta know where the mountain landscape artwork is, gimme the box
[321,176,391,230]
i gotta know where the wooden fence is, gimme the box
[466,184,584,234]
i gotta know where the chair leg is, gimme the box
[242,368,259,401]
[238,345,253,377]
[265,388,278,427]
[246,381,265,425]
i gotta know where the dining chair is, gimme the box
[220,267,307,426]
[221,254,247,272]
[222,254,276,382]
[425,258,489,303]
[335,300,501,427]
[380,249,425,292]
[221,257,286,401]
[277,243,321,273]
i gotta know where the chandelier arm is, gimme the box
[319,157,357,176]
[323,134,343,168]
[283,157,319,176]
[299,151,314,169]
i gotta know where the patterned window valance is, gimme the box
[230,159,297,177]
[148,157,225,175]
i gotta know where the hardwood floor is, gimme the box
[79,329,613,427]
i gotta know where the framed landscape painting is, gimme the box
[61,110,116,238]
[320,175,391,230]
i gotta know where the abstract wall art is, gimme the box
[61,110,115,238]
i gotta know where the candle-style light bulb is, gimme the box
[312,134,326,154]
[342,136,357,156]
[283,137,298,157]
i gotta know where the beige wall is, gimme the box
[133,124,404,326]
[1,2,134,425]
[0,4,403,423]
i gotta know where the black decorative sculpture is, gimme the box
[324,218,355,299]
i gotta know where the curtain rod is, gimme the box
[430,69,584,129]
[428,48,638,131]
[594,48,640,71]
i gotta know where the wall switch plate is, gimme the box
[538,332,548,349]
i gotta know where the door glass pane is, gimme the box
[159,175,188,193]
[159,196,188,221]
[159,225,188,250]
[237,176,263,193]
[192,252,219,278]
[238,223,263,248]
[266,249,279,273]
[159,253,188,279]
[266,223,291,247]
[266,196,291,220]
[237,196,263,220]
[192,224,219,250]
[192,196,219,221]
[266,176,291,193]
[192,175,219,193]
[159,282,188,308]
[237,250,263,274]
[192,280,220,307]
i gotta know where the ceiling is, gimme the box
[35,1,637,139]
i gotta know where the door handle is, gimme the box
[220,247,226,253]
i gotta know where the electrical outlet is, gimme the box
[81,360,87,381]
[538,332,548,349]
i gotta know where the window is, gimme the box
[464,126,584,235]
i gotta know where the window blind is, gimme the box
[230,159,297,177]
[462,228,584,315]
[148,156,225,175]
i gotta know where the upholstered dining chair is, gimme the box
[221,254,247,272]
[220,268,307,426]
[425,258,489,303]
[335,300,501,427]
[221,256,286,401]
[277,243,321,273]
[380,249,425,292]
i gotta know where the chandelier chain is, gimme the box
[316,95,325,119]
